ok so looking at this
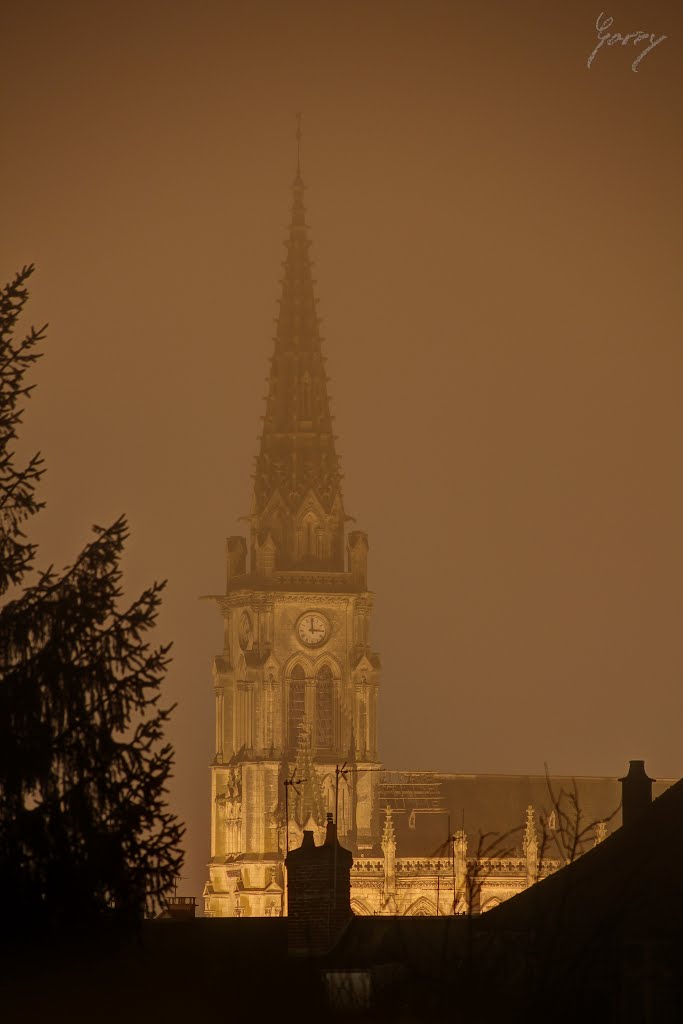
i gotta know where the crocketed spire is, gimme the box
[293,719,325,827]
[250,131,345,571]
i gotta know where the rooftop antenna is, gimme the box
[334,762,350,910]
[430,814,455,916]
[283,768,306,916]
[452,815,457,914]
[284,767,306,855]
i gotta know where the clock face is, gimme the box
[238,611,252,650]
[297,612,329,647]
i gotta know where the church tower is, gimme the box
[203,136,382,918]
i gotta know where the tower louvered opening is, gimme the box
[288,665,306,749]
[316,664,334,751]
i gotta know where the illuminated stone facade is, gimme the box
[202,158,661,919]
[203,158,381,919]
[350,805,559,917]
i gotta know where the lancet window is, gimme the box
[288,664,306,748]
[237,682,254,750]
[321,771,349,836]
[315,664,334,751]
[338,777,349,837]
[301,512,318,558]
[358,685,368,758]
[264,672,276,751]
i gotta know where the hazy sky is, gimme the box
[2,0,681,904]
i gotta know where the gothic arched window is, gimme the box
[264,672,276,751]
[322,774,335,817]
[301,512,318,558]
[268,511,283,559]
[288,664,306,748]
[358,685,367,758]
[338,777,349,837]
[316,664,334,751]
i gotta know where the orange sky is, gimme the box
[2,0,681,904]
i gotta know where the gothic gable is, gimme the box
[351,654,376,676]
[405,896,437,916]
[262,654,282,678]
[258,488,289,523]
[295,489,328,527]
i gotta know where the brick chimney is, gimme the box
[619,760,654,829]
[285,813,353,956]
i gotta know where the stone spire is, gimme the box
[593,820,608,846]
[523,804,537,853]
[380,806,397,914]
[251,128,345,572]
[453,830,469,913]
[523,804,538,887]
[293,719,325,828]
[381,805,396,849]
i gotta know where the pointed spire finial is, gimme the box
[296,112,302,176]
[523,804,537,852]
[294,716,325,826]
[381,806,396,847]
[593,820,608,846]
[252,134,346,565]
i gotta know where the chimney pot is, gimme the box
[619,759,654,829]
[301,830,315,849]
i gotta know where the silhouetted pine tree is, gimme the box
[0,265,46,593]
[0,267,183,935]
